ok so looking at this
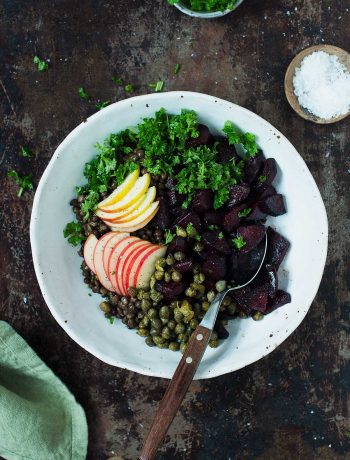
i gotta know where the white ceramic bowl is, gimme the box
[173,0,244,18]
[30,91,328,379]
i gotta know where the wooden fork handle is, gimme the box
[139,325,212,460]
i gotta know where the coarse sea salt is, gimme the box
[293,50,350,119]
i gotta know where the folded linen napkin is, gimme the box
[0,321,88,460]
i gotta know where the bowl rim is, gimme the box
[172,0,244,18]
[30,91,328,379]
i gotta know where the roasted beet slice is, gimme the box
[203,209,225,227]
[193,249,211,263]
[214,321,230,339]
[167,189,184,207]
[173,258,193,273]
[217,138,239,164]
[191,189,214,213]
[202,230,231,256]
[173,210,201,231]
[254,158,277,195]
[266,227,290,269]
[185,124,212,148]
[259,194,286,217]
[151,196,171,228]
[202,256,227,281]
[232,286,252,315]
[244,151,265,184]
[253,263,278,298]
[246,284,269,312]
[223,205,245,233]
[167,236,189,254]
[259,185,276,200]
[228,240,265,284]
[264,290,291,314]
[227,183,250,208]
[245,203,267,222]
[155,280,187,299]
[236,224,266,254]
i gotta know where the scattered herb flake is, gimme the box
[33,55,49,71]
[208,224,220,230]
[20,146,32,158]
[112,77,123,85]
[165,229,175,244]
[7,170,33,197]
[223,121,258,157]
[259,175,267,183]
[107,316,115,325]
[218,232,225,239]
[238,207,252,218]
[124,84,135,93]
[232,236,246,250]
[96,100,110,110]
[78,87,90,100]
[63,221,85,246]
[174,63,181,74]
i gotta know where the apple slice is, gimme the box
[108,236,139,294]
[83,234,98,273]
[112,186,156,223]
[135,246,167,289]
[122,242,154,294]
[98,168,139,208]
[108,201,159,228]
[110,204,159,232]
[93,232,118,291]
[103,232,130,274]
[96,192,146,218]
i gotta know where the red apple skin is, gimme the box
[93,232,117,292]
[83,234,98,273]
[119,241,152,295]
[107,236,133,293]
[113,238,144,295]
[102,232,129,274]
[135,246,167,289]
[124,244,158,294]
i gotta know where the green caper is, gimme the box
[193,273,205,284]
[192,263,201,274]
[193,242,204,253]
[128,287,138,298]
[215,280,227,292]
[151,318,162,331]
[169,342,179,351]
[182,300,191,309]
[207,290,216,302]
[166,254,175,265]
[202,301,210,312]
[137,289,145,300]
[175,323,186,335]
[171,270,182,282]
[253,311,264,321]
[155,257,167,268]
[145,336,155,347]
[183,314,194,324]
[178,333,186,342]
[160,318,169,325]
[162,327,171,339]
[174,251,185,261]
[191,283,205,294]
[138,328,149,337]
[142,316,150,327]
[143,291,151,300]
[150,275,156,289]
[99,301,111,313]
[209,339,219,348]
[185,287,196,297]
[168,320,176,330]
[198,311,205,320]
[174,309,184,323]
[164,272,171,282]
[141,299,152,312]
[187,225,198,238]
[222,296,231,307]
[227,303,237,315]
[160,305,170,319]
[150,328,159,337]
[147,308,158,319]
[150,291,163,303]
[176,226,187,237]
[189,318,199,329]
[154,270,164,280]
[180,342,188,354]
[157,341,169,349]
[153,336,165,345]
[239,311,248,319]
[170,300,180,309]
[211,331,219,341]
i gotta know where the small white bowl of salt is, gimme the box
[285,45,350,124]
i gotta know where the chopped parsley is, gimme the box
[208,224,220,230]
[232,236,246,250]
[164,229,176,244]
[33,56,49,71]
[174,63,181,74]
[78,87,90,100]
[7,170,33,197]
[186,222,201,240]
[20,146,32,158]
[218,232,225,239]
[96,100,110,110]
[149,81,164,92]
[238,208,252,218]
[223,121,258,157]
[259,175,267,183]
[124,84,135,93]
[63,221,86,246]
[168,0,238,12]
[107,315,115,324]
[112,77,123,85]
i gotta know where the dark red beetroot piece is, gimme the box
[167,236,189,254]
[191,189,214,213]
[266,227,290,269]
[236,224,266,254]
[173,210,201,231]
[244,151,265,184]
[232,286,252,314]
[203,209,225,227]
[155,280,187,299]
[259,185,277,200]
[245,203,267,222]
[202,230,231,256]
[165,177,183,207]
[254,158,277,195]
[185,124,213,148]
[173,258,193,273]
[264,290,291,314]
[150,196,171,228]
[259,194,286,217]
[217,138,240,164]
[228,240,265,284]
[253,263,278,298]
[202,256,227,281]
[233,284,269,313]
[222,204,245,233]
[227,183,250,208]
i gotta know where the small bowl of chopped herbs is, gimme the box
[168,0,244,18]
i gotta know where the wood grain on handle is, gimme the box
[139,325,212,460]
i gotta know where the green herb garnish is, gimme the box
[107,316,115,325]
[63,221,85,246]
[165,229,175,244]
[124,84,135,93]
[33,56,49,71]
[218,232,225,239]
[174,63,181,74]
[232,236,246,250]
[259,175,267,183]
[96,100,110,110]
[168,0,237,13]
[238,208,252,218]
[112,77,123,85]
[208,224,220,230]
[186,222,201,240]
[149,81,164,92]
[223,121,258,157]
[78,87,90,100]
[20,146,32,158]
[7,170,33,197]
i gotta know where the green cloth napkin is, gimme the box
[0,321,88,460]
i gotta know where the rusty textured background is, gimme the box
[1,0,350,459]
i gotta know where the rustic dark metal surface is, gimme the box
[1,0,350,459]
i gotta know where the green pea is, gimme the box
[147,308,158,319]
[175,323,186,335]
[138,328,149,337]
[160,306,170,319]
[169,342,179,351]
